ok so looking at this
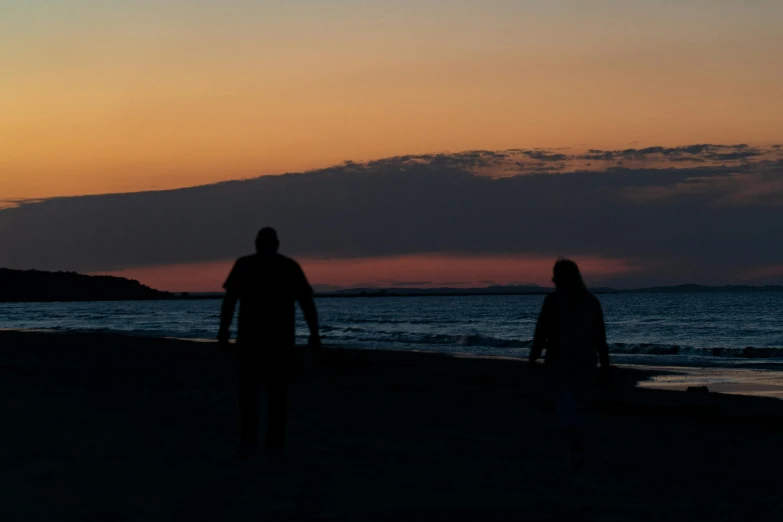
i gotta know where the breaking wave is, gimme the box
[321,327,783,358]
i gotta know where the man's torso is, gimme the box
[224,253,310,347]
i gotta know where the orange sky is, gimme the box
[3,2,782,289]
[2,1,782,200]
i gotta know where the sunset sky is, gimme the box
[2,1,782,290]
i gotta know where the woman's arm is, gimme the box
[595,302,610,368]
[530,295,553,364]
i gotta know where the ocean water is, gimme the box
[1,293,782,369]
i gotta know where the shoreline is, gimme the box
[4,327,783,399]
[3,329,783,520]
[635,364,783,398]
[3,329,783,412]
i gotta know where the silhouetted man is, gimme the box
[218,227,320,460]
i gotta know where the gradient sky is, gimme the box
[2,145,782,290]
[2,1,782,290]
[3,0,782,200]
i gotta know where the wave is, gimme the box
[322,328,783,358]
[323,317,481,326]
[407,334,532,348]
[608,343,783,358]
[9,322,783,360]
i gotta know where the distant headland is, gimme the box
[0,269,172,302]
[1,268,782,302]
[318,283,783,298]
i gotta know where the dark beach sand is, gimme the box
[2,330,783,521]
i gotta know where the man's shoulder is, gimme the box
[234,253,302,270]
[274,253,302,270]
[236,253,303,272]
[232,254,258,269]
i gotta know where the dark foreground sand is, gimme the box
[2,330,783,521]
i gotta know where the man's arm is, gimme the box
[218,292,238,345]
[299,293,320,347]
[218,259,242,345]
[292,261,320,347]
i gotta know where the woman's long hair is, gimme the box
[552,258,588,293]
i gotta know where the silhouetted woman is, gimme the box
[530,259,610,470]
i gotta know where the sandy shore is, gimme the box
[638,365,783,398]
[2,330,783,521]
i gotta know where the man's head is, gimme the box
[255,227,280,254]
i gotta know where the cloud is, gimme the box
[520,150,569,162]
[514,161,568,173]
[1,144,782,286]
[625,171,783,207]
[574,144,772,163]
[704,151,762,161]
[366,150,509,171]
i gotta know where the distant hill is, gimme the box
[3,269,781,302]
[624,283,783,294]
[0,269,172,302]
[320,285,551,297]
[316,283,783,297]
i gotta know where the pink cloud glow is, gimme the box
[101,254,639,293]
